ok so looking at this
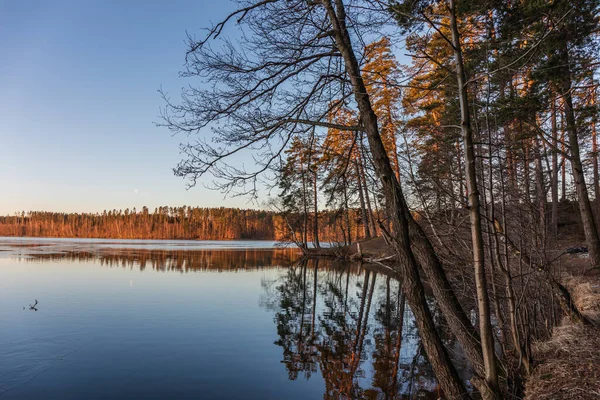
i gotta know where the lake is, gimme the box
[0,238,445,399]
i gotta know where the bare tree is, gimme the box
[159,1,470,397]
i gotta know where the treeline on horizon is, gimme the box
[0,206,372,242]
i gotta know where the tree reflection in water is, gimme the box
[264,258,448,399]
[20,247,300,273]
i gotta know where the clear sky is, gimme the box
[0,0,261,215]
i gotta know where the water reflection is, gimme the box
[18,248,300,273]
[263,258,442,399]
[3,244,447,399]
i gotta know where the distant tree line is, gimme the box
[0,206,376,242]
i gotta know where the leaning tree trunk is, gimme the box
[323,1,469,398]
[560,48,600,268]
[449,0,499,396]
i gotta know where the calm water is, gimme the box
[0,238,445,399]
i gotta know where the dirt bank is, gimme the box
[524,255,600,400]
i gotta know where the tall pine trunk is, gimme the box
[551,95,559,238]
[559,48,600,268]
[313,172,320,248]
[534,136,546,245]
[342,175,352,245]
[449,0,499,395]
[561,128,567,201]
[356,162,372,238]
[592,80,599,212]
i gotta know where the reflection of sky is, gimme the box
[0,238,443,399]
[0,257,322,399]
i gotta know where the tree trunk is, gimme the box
[449,0,499,395]
[561,128,567,201]
[311,259,318,337]
[324,1,469,397]
[308,129,320,248]
[522,125,531,204]
[301,166,309,248]
[356,161,372,239]
[342,175,352,245]
[493,105,532,374]
[360,141,379,236]
[456,138,466,201]
[534,136,546,245]
[594,123,599,206]
[559,48,600,268]
[313,170,320,248]
[385,99,402,181]
[551,95,559,238]
[592,80,599,212]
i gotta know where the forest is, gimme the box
[0,207,363,241]
[154,0,600,399]
[0,208,278,240]
[0,207,376,242]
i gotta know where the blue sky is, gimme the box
[0,0,262,214]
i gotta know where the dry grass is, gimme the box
[563,275,600,324]
[525,323,600,399]
[525,274,600,399]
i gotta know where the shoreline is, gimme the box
[310,236,600,399]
